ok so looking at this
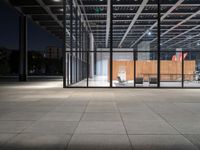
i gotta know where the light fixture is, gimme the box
[115,7,119,10]
[53,0,61,2]
[148,31,152,36]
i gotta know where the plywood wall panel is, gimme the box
[109,60,195,81]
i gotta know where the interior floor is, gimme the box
[71,76,200,87]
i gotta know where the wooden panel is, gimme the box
[136,61,157,81]
[109,60,196,81]
[184,61,196,80]
[160,61,182,81]
[112,61,134,80]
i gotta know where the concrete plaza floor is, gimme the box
[0,80,200,150]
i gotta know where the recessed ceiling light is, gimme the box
[53,0,61,2]
[115,7,119,10]
[147,31,152,36]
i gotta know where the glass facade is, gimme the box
[64,0,200,88]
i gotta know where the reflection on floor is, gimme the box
[1,81,200,149]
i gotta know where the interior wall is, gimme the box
[110,60,196,81]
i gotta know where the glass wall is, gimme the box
[64,0,200,88]
[65,0,89,87]
[136,51,158,87]
[184,51,200,87]
[89,52,110,87]
[160,0,200,88]
[160,51,182,87]
[112,52,134,87]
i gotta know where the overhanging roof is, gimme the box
[7,0,200,50]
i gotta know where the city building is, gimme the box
[45,46,62,59]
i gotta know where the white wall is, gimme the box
[96,52,133,76]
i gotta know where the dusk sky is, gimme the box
[0,1,62,51]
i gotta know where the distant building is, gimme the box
[0,47,12,60]
[45,46,62,59]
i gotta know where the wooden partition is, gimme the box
[136,61,157,81]
[184,61,196,80]
[109,60,195,81]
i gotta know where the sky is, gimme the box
[0,1,62,51]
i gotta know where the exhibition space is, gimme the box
[64,0,200,88]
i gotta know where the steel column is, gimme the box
[110,0,113,87]
[63,0,67,87]
[70,0,73,85]
[157,0,161,87]
[75,8,78,83]
[19,15,28,81]
[182,51,184,87]
[134,50,136,87]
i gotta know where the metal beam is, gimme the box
[76,0,92,33]
[161,25,200,46]
[167,33,200,48]
[35,0,72,38]
[11,4,200,8]
[118,0,148,48]
[150,9,200,43]
[130,0,184,48]
[181,39,200,48]
[105,0,111,47]
[5,0,68,44]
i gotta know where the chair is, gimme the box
[117,76,127,84]
[149,77,158,85]
[135,77,143,85]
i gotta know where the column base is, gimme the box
[19,74,27,81]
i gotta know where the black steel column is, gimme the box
[110,0,113,87]
[79,18,81,58]
[82,26,85,80]
[19,15,28,81]
[86,32,89,87]
[134,50,136,87]
[81,24,84,80]
[182,51,184,87]
[70,0,73,85]
[63,0,67,87]
[157,0,161,87]
[78,18,81,82]
[75,8,78,83]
